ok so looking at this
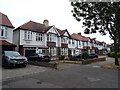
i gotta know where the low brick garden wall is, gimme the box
[82,57,106,65]
[28,61,58,69]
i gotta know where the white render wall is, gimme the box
[13,30,19,51]
[0,26,14,43]
[20,30,46,46]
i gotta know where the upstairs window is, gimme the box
[79,41,81,45]
[24,31,32,40]
[69,39,71,44]
[72,39,74,44]
[47,34,56,42]
[0,26,7,38]
[36,33,43,41]
[61,37,67,43]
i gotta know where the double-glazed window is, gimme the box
[47,34,56,42]
[24,31,32,40]
[49,47,56,56]
[61,37,67,43]
[36,33,43,41]
[72,39,74,44]
[61,48,68,55]
[0,26,7,37]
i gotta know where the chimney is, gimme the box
[78,32,81,36]
[43,19,49,26]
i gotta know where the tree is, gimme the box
[71,2,120,65]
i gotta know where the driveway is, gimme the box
[2,64,50,80]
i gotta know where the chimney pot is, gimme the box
[43,19,49,26]
[78,32,81,35]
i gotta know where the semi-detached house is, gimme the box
[13,20,61,58]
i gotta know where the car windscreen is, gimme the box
[5,51,20,57]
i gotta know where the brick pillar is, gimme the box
[20,46,24,56]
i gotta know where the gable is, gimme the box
[63,31,69,37]
[47,26,60,35]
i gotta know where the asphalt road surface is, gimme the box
[2,57,119,89]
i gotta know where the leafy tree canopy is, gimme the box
[71,1,120,65]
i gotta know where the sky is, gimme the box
[0,0,113,44]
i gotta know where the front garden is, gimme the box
[56,51,106,64]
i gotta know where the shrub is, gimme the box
[107,52,115,57]
[110,52,115,57]
[82,51,89,60]
[59,55,65,60]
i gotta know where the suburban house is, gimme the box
[70,33,91,54]
[13,20,60,58]
[57,29,71,56]
[0,12,16,52]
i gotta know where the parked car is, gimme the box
[2,51,28,68]
[27,53,51,62]
[74,54,82,59]
[89,53,98,58]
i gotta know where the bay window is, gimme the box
[49,47,56,56]
[47,34,56,42]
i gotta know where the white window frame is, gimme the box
[61,48,68,55]
[0,26,7,38]
[24,31,32,40]
[36,33,43,41]
[47,34,56,42]
[49,47,56,56]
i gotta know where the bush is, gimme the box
[59,55,65,60]
[110,52,115,57]
[82,51,89,60]
[107,52,115,57]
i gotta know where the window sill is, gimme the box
[24,39,32,41]
[0,36,7,39]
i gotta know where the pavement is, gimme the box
[2,64,50,80]
[2,57,119,88]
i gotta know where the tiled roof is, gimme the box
[0,40,16,46]
[16,20,52,33]
[57,29,70,36]
[0,12,14,27]
[57,29,66,35]
[71,33,89,41]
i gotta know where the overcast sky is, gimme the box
[0,0,113,44]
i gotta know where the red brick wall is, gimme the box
[61,43,68,48]
[47,42,56,47]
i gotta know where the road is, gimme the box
[2,57,119,88]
